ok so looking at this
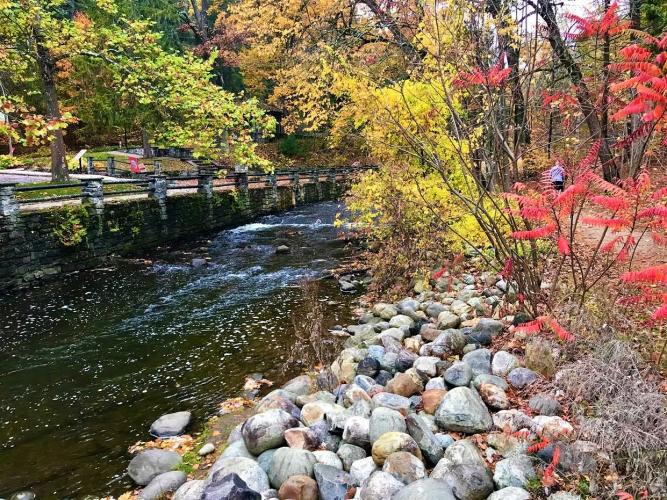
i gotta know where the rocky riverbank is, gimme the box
[118,269,611,500]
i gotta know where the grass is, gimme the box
[15,180,145,201]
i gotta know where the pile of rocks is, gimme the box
[128,273,597,500]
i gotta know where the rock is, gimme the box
[353,374,376,393]
[285,427,321,450]
[275,245,290,254]
[426,303,447,318]
[374,370,393,386]
[314,450,344,469]
[493,455,537,489]
[202,473,261,500]
[191,258,207,268]
[486,433,526,457]
[297,391,337,407]
[359,471,404,500]
[267,447,317,489]
[348,399,373,419]
[373,303,398,320]
[337,444,367,471]
[208,457,270,493]
[349,457,379,486]
[396,349,418,372]
[444,362,472,387]
[278,475,318,500]
[339,280,356,292]
[263,388,298,404]
[431,439,486,475]
[317,369,340,393]
[548,493,583,500]
[533,416,575,441]
[463,343,478,354]
[371,432,422,465]
[379,352,399,372]
[149,411,192,438]
[461,349,492,376]
[282,375,314,397]
[479,383,510,410]
[369,407,406,443]
[343,384,372,407]
[420,325,442,342]
[438,311,461,329]
[262,489,279,499]
[472,374,509,391]
[491,351,520,377]
[431,330,467,356]
[492,410,534,433]
[450,300,472,316]
[386,372,422,397]
[357,357,380,378]
[301,402,345,427]
[173,480,206,500]
[435,434,455,449]
[389,314,414,328]
[128,449,182,486]
[326,410,351,435]
[529,394,562,416]
[139,471,187,500]
[242,409,300,455]
[435,387,493,434]
[257,449,277,474]
[524,339,556,377]
[405,414,444,465]
[507,368,539,389]
[198,443,215,456]
[421,389,447,415]
[487,487,531,500]
[221,439,255,460]
[425,377,446,390]
[314,464,354,500]
[256,394,302,420]
[382,451,426,484]
[413,356,440,378]
[342,416,371,447]
[439,464,494,500]
[391,478,456,500]
[371,392,410,413]
[471,318,503,336]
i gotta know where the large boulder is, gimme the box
[391,478,455,500]
[313,463,354,500]
[202,473,261,500]
[138,471,187,500]
[337,444,366,471]
[242,408,300,455]
[149,411,192,438]
[444,362,472,387]
[405,414,444,466]
[369,407,406,443]
[461,349,492,377]
[435,387,493,433]
[349,457,379,486]
[173,480,206,500]
[359,471,404,500]
[382,451,426,484]
[371,432,422,466]
[207,457,270,493]
[437,463,494,500]
[493,455,537,489]
[267,447,318,489]
[127,449,182,486]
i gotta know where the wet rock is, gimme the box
[386,372,422,397]
[242,409,300,455]
[493,455,537,489]
[342,416,371,447]
[282,375,314,397]
[337,443,367,471]
[128,449,182,486]
[208,457,270,493]
[173,480,206,500]
[438,311,461,329]
[198,443,215,456]
[405,413,444,465]
[278,475,318,500]
[285,427,321,451]
[435,387,493,434]
[357,357,380,378]
[472,374,509,391]
[149,411,192,438]
[371,431,422,465]
[275,245,290,254]
[191,258,207,268]
[461,349,492,377]
[444,362,472,387]
[487,487,531,500]
[202,473,261,500]
[382,451,426,484]
[349,457,379,486]
[369,407,406,443]
[372,303,398,320]
[371,392,410,413]
[391,478,456,500]
[314,450,344,470]
[439,463,494,500]
[314,463,354,500]
[507,367,539,389]
[529,394,562,416]
[422,389,447,415]
[267,447,317,489]
[491,351,520,377]
[359,471,404,500]
[139,471,187,500]
[479,383,510,410]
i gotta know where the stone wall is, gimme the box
[0,177,348,291]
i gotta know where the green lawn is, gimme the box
[16,181,145,201]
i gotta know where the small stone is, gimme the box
[413,356,440,378]
[191,258,207,268]
[425,377,446,390]
[389,314,414,328]
[426,303,447,318]
[396,349,418,372]
[275,245,290,254]
[267,448,317,489]
[493,455,537,489]
[435,434,455,449]
[343,384,372,407]
[371,392,410,413]
[524,339,556,377]
[149,411,192,438]
[386,372,422,397]
[444,362,472,387]
[278,475,318,500]
[349,457,379,486]
[128,449,182,486]
[337,444,367,471]
[529,394,562,416]
[369,407,406,443]
[488,487,531,500]
[371,432,422,465]
[372,303,398,320]
[313,450,344,470]
[472,374,509,391]
[382,451,426,484]
[486,433,526,457]
[359,471,404,500]
[242,409,300,455]
[374,370,393,386]
[491,351,520,377]
[479,383,510,410]
[342,416,371,447]
[492,410,535,433]
[198,443,215,456]
[507,367,539,389]
[313,464,354,500]
[431,439,486,474]
[139,471,187,500]
[357,357,380,378]
[285,427,321,450]
[202,473,260,500]
[435,387,493,434]
[438,311,461,329]
[391,478,456,500]
[422,389,447,415]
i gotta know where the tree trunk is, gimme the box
[628,0,644,177]
[601,0,611,152]
[34,30,68,181]
[142,129,152,158]
[535,0,619,181]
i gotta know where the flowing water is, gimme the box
[0,201,357,498]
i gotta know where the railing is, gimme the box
[0,165,376,213]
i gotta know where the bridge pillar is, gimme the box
[197,174,214,199]
[106,157,115,176]
[0,183,19,227]
[292,171,304,205]
[80,177,105,215]
[149,175,168,222]
[265,172,278,210]
[235,172,249,193]
[86,157,94,175]
[309,169,322,201]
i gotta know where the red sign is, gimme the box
[129,156,140,173]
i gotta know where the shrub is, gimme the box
[278,134,304,157]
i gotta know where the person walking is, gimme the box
[550,160,566,192]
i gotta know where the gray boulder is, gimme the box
[342,416,370,447]
[488,487,531,500]
[371,393,410,413]
[491,351,520,376]
[405,414,444,466]
[127,449,182,486]
[207,457,269,493]
[242,408,299,455]
[282,374,313,397]
[391,478,455,500]
[472,374,509,391]
[461,349,492,377]
[444,362,472,387]
[529,394,562,416]
[267,447,317,489]
[314,463,354,500]
[337,443,367,471]
[139,471,187,500]
[314,449,344,469]
[493,455,537,489]
[507,368,540,389]
[173,480,206,500]
[149,411,192,438]
[435,387,493,433]
[221,439,255,460]
[438,464,493,500]
[349,457,379,486]
[369,407,406,444]
[360,471,404,500]
[256,449,277,474]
